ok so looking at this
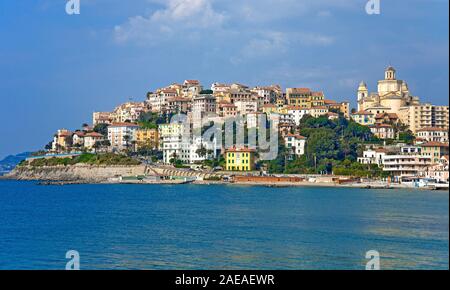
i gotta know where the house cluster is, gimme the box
[51,79,353,171]
[49,67,448,176]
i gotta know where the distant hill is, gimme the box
[0,152,31,175]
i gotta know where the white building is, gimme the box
[186,137,218,164]
[159,122,219,164]
[93,112,114,126]
[107,123,139,151]
[247,112,265,128]
[159,123,186,164]
[369,124,395,140]
[284,134,307,156]
[358,149,387,166]
[84,132,105,150]
[382,155,432,178]
[234,100,258,115]
[287,107,311,126]
[416,127,449,143]
[147,88,178,113]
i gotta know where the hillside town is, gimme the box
[30,66,449,188]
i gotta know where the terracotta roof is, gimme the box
[263,104,277,108]
[286,106,309,111]
[85,132,104,138]
[352,111,373,115]
[323,100,338,105]
[160,89,178,94]
[220,103,237,108]
[226,147,256,153]
[184,80,200,85]
[375,148,388,153]
[167,97,190,102]
[417,127,448,132]
[370,124,393,129]
[375,113,399,119]
[312,91,324,97]
[285,134,307,140]
[73,131,85,137]
[288,88,311,93]
[109,123,139,127]
[421,142,449,147]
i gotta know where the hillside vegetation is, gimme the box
[21,153,142,167]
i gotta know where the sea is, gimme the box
[0,180,448,270]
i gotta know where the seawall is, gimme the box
[6,164,147,182]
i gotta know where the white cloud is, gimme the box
[151,0,225,28]
[114,0,225,44]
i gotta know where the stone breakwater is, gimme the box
[6,165,147,182]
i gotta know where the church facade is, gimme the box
[355,66,449,133]
[357,66,421,114]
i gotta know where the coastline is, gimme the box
[3,165,447,191]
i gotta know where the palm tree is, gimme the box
[123,135,131,151]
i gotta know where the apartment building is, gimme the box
[358,149,387,166]
[420,142,449,164]
[135,128,159,150]
[192,94,217,121]
[286,88,313,108]
[107,123,139,151]
[93,112,114,126]
[369,124,395,140]
[159,123,186,164]
[382,155,432,178]
[399,104,449,133]
[416,127,449,143]
[217,102,237,118]
[234,100,258,115]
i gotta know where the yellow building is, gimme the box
[420,142,449,164]
[399,104,449,134]
[262,104,278,115]
[286,88,312,108]
[225,147,256,171]
[135,128,159,149]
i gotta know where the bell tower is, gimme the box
[357,81,368,111]
[385,66,396,80]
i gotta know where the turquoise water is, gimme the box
[0,180,448,270]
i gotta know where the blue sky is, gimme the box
[0,0,448,158]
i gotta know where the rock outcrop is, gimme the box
[6,164,147,182]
